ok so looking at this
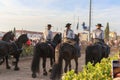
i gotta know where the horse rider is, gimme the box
[63,23,80,57]
[92,23,110,54]
[92,23,104,44]
[44,24,56,52]
[44,24,53,42]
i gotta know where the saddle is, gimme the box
[94,42,108,54]
[63,38,76,46]
[63,38,78,53]
[62,38,80,57]
[95,42,106,48]
[46,41,55,54]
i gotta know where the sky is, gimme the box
[0,0,120,34]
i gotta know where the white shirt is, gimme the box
[64,29,75,39]
[44,29,53,41]
[92,29,104,39]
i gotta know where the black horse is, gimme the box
[0,34,29,70]
[31,33,62,78]
[0,31,15,64]
[50,34,80,80]
[85,42,110,65]
[2,31,15,42]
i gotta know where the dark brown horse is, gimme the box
[31,33,62,78]
[0,31,15,64]
[2,31,15,42]
[0,34,29,70]
[50,34,80,80]
[85,42,110,65]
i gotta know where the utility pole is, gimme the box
[88,0,92,41]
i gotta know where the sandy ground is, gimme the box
[0,47,118,80]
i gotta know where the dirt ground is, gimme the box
[0,47,118,80]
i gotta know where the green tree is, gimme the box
[104,22,110,41]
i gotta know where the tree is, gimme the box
[104,22,110,41]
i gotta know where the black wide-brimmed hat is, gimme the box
[96,23,103,27]
[47,24,53,27]
[65,23,71,27]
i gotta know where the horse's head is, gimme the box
[2,31,15,42]
[17,34,29,44]
[74,33,80,43]
[53,33,62,44]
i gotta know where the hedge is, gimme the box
[21,45,33,57]
[62,54,119,80]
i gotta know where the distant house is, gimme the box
[0,31,5,40]
[79,32,88,41]
[109,32,117,40]
[16,30,43,40]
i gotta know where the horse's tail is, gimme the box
[50,45,63,80]
[85,46,91,65]
[106,45,110,57]
[31,45,41,77]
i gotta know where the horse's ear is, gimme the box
[59,33,62,36]
[11,31,14,35]
[9,31,13,34]
[77,33,80,37]
[25,34,28,36]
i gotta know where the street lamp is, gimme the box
[88,0,92,41]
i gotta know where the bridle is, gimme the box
[10,42,23,54]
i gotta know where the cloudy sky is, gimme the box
[0,0,120,33]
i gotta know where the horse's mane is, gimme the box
[52,33,62,44]
[17,34,27,39]
[74,34,79,43]
[2,31,13,41]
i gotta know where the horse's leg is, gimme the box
[0,58,5,65]
[42,57,47,76]
[74,58,78,73]
[49,57,53,72]
[5,56,11,69]
[69,61,71,71]
[14,54,20,71]
[94,46,102,64]
[64,60,69,73]
[85,47,92,65]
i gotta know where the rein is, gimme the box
[10,42,23,54]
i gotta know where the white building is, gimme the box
[79,32,88,41]
[0,31,5,40]
[16,30,43,40]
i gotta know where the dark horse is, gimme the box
[0,31,15,64]
[0,34,29,70]
[50,34,80,80]
[31,33,62,78]
[85,42,110,65]
[2,31,15,42]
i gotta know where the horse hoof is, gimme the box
[6,66,11,69]
[49,69,52,72]
[32,73,37,78]
[14,67,20,71]
[43,72,48,76]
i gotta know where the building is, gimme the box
[79,31,118,41]
[16,30,43,40]
[0,31,5,40]
[109,32,117,40]
[79,32,88,41]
